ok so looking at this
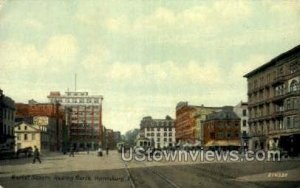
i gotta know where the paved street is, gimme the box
[0,151,300,188]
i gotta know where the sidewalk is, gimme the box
[0,150,125,178]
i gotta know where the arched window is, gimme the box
[290,80,299,92]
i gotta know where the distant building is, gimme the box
[113,131,121,144]
[14,116,57,152]
[140,116,175,149]
[233,101,249,149]
[244,45,300,155]
[48,91,104,150]
[105,129,114,149]
[175,102,221,144]
[15,101,65,151]
[0,89,16,151]
[203,106,241,150]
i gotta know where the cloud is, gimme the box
[104,1,252,38]
[44,35,78,62]
[23,19,43,30]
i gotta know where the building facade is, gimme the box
[203,106,241,150]
[244,45,300,155]
[140,116,175,149]
[175,102,221,144]
[0,89,16,151]
[48,91,103,150]
[14,116,57,152]
[233,101,249,149]
[15,101,65,151]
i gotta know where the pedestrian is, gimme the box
[106,147,109,155]
[97,147,103,157]
[32,146,41,164]
[69,146,74,157]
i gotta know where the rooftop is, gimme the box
[244,44,300,78]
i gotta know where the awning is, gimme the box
[205,140,241,147]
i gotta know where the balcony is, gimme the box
[269,127,300,136]
[272,75,285,86]
[272,110,284,118]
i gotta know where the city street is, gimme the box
[0,151,299,188]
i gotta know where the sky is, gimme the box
[0,0,299,134]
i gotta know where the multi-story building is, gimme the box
[203,106,241,150]
[233,101,249,149]
[15,101,65,151]
[244,45,300,155]
[175,102,221,144]
[105,129,115,149]
[140,116,175,149]
[14,116,57,152]
[0,89,16,151]
[48,91,103,150]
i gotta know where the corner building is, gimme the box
[244,45,300,156]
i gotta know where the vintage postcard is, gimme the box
[0,0,299,188]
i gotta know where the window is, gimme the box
[287,117,291,129]
[290,80,299,92]
[227,132,231,138]
[243,110,247,116]
[94,99,99,103]
[243,120,247,127]
[17,134,20,140]
[24,134,28,140]
[157,128,160,131]
[157,133,160,136]
[18,126,21,130]
[24,126,27,130]
[286,99,291,110]
[157,138,160,142]
[242,131,247,137]
[32,133,36,140]
[79,98,84,103]
[210,133,215,139]
[169,138,172,142]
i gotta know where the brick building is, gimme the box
[203,106,241,150]
[48,91,103,150]
[175,102,220,144]
[15,101,65,151]
[244,45,300,155]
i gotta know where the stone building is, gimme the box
[233,101,249,149]
[0,89,16,151]
[244,45,300,155]
[175,102,221,144]
[48,91,103,150]
[140,116,175,149]
[203,106,241,150]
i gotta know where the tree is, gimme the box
[124,128,139,146]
